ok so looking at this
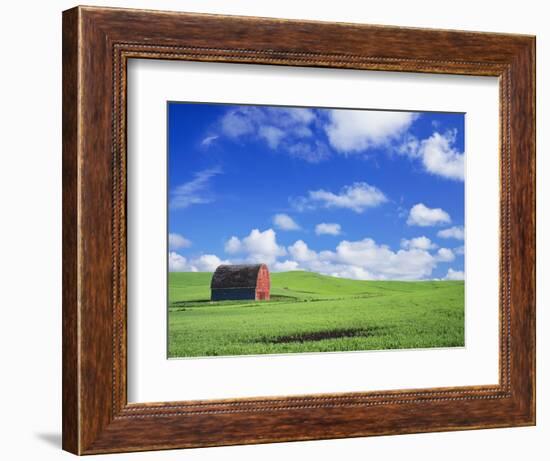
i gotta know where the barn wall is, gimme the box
[211,288,256,301]
[256,266,270,301]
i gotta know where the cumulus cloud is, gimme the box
[397,133,421,158]
[437,226,465,240]
[213,106,426,164]
[435,248,455,262]
[315,222,342,236]
[286,141,330,163]
[407,203,451,227]
[281,237,447,280]
[327,265,374,280]
[220,108,256,138]
[293,182,387,213]
[170,166,222,209]
[217,106,327,163]
[168,233,191,249]
[288,240,318,262]
[211,107,465,180]
[258,125,285,149]
[224,228,286,264]
[399,130,464,181]
[445,268,465,280]
[329,238,438,280]
[400,236,437,251]
[183,233,462,280]
[193,254,230,272]
[324,110,417,153]
[419,131,464,181]
[168,252,229,272]
[273,213,300,231]
[272,260,301,272]
[168,252,188,272]
[224,236,242,254]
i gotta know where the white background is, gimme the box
[128,60,499,402]
[0,0,546,460]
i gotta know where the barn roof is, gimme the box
[211,264,267,289]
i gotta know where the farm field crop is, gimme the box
[168,271,464,358]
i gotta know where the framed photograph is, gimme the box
[62,6,535,455]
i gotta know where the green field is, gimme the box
[168,271,464,358]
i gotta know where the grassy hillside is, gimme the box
[168,271,464,358]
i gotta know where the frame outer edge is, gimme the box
[62,6,536,454]
[531,36,537,425]
[523,36,536,425]
[501,37,536,424]
[62,6,81,455]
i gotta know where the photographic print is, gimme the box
[167,102,465,358]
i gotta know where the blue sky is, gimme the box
[167,102,465,281]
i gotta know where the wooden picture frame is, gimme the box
[62,5,536,455]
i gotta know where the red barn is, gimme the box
[211,264,270,301]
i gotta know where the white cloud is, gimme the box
[206,233,461,280]
[272,260,301,272]
[224,228,286,264]
[224,236,242,254]
[168,233,191,249]
[258,125,285,149]
[288,240,318,262]
[200,135,218,147]
[273,213,300,231]
[276,107,316,124]
[169,252,229,272]
[397,133,421,158]
[330,238,437,280]
[400,236,437,250]
[217,106,326,163]
[170,166,222,209]
[454,245,465,255]
[328,265,374,280]
[437,226,465,240]
[445,268,465,280]
[287,141,330,163]
[213,107,465,180]
[435,248,455,262]
[407,203,451,227]
[169,252,189,271]
[279,237,446,280]
[419,131,464,181]
[193,254,229,272]
[315,222,342,236]
[324,110,417,153]
[293,182,387,213]
[220,108,256,138]
[397,130,464,181]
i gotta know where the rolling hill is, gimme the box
[168,271,464,357]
